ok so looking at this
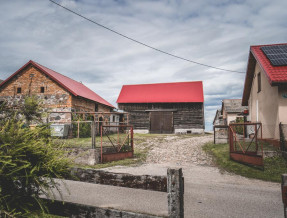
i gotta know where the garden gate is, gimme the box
[229,122,264,167]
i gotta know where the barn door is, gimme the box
[150,111,173,134]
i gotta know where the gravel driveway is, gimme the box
[142,134,214,166]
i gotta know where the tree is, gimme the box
[0,97,72,217]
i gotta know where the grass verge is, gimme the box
[203,142,287,183]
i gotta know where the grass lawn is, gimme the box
[203,142,287,183]
[53,133,134,148]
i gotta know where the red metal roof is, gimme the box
[0,60,115,108]
[242,43,287,105]
[117,81,204,103]
[251,43,287,84]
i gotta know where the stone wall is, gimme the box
[69,167,168,192]
[0,66,72,107]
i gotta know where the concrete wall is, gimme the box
[175,128,204,134]
[248,63,280,139]
[279,86,287,125]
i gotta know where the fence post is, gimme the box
[101,125,103,163]
[282,174,287,217]
[77,121,80,138]
[167,168,184,218]
[213,126,215,144]
[280,123,286,151]
[91,121,96,149]
[131,127,134,154]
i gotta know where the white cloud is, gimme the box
[0,0,287,130]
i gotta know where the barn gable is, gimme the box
[117,81,205,134]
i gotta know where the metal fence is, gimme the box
[49,111,129,149]
[100,125,134,163]
[229,123,264,166]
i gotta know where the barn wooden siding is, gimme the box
[118,103,204,131]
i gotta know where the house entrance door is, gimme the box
[150,111,173,134]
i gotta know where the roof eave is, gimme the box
[242,50,257,106]
[117,101,204,104]
[0,60,33,89]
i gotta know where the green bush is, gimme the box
[72,114,93,138]
[72,122,91,138]
[0,97,72,217]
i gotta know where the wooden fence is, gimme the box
[46,167,184,218]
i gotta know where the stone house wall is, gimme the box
[0,65,112,123]
[0,66,72,107]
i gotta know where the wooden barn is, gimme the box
[117,81,205,134]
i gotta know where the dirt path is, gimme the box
[136,134,214,166]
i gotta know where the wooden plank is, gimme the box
[150,111,173,134]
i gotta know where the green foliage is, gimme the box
[203,142,287,183]
[234,117,244,135]
[71,114,92,138]
[72,122,91,138]
[0,97,72,217]
[22,95,43,124]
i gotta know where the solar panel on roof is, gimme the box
[261,45,287,66]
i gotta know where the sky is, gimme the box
[0,0,287,131]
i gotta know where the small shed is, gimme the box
[221,99,248,125]
[117,81,205,134]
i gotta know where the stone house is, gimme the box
[117,81,205,134]
[242,43,287,140]
[221,99,248,125]
[0,60,115,122]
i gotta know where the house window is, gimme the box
[112,115,115,122]
[95,104,98,112]
[17,87,22,94]
[40,87,45,93]
[257,72,261,93]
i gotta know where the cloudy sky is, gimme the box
[1,0,287,130]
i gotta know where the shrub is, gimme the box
[0,97,72,216]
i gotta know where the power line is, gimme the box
[48,0,245,74]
